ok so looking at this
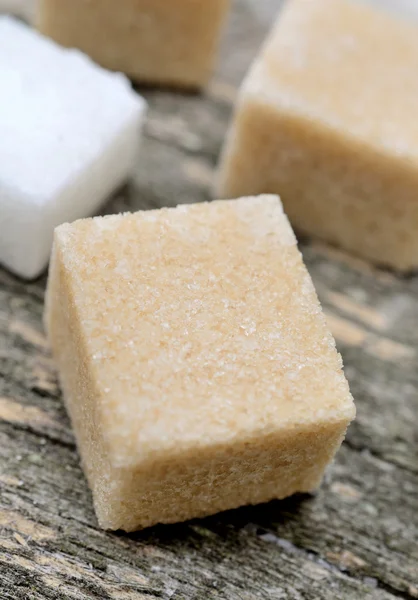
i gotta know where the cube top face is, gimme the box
[51,196,354,468]
[37,0,230,87]
[0,17,144,201]
[250,0,418,161]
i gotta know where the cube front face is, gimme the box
[38,0,230,87]
[45,197,354,531]
[218,0,418,270]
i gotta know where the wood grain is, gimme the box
[1,1,417,598]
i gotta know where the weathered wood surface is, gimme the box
[1,1,418,598]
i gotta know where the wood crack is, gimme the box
[343,437,418,476]
[0,420,76,450]
[256,529,417,600]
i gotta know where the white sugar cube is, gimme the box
[0,17,146,279]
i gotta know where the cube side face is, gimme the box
[38,0,229,87]
[219,96,418,271]
[45,240,119,513]
[46,114,143,230]
[0,112,141,279]
[102,419,350,531]
[0,184,48,279]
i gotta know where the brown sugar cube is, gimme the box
[36,0,229,88]
[44,196,355,531]
[218,0,418,270]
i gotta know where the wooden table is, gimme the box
[1,2,417,598]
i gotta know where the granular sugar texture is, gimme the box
[45,196,355,531]
[218,0,418,270]
[0,16,145,278]
[37,0,230,88]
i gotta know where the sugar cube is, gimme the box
[45,195,355,532]
[0,17,146,279]
[37,0,230,88]
[218,0,418,270]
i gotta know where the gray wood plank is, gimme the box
[1,1,417,598]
